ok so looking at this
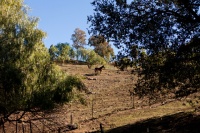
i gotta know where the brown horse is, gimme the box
[94,65,105,74]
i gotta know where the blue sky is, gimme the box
[24,0,94,49]
[23,0,200,54]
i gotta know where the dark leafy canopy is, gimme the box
[88,0,200,99]
[88,0,200,53]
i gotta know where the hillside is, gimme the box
[3,64,200,133]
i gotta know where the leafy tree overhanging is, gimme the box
[88,0,200,99]
[0,0,86,124]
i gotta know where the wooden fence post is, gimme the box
[16,120,18,133]
[100,123,104,133]
[29,121,32,133]
[91,93,97,119]
[22,123,25,133]
[147,127,149,132]
[92,98,94,119]
[2,124,5,133]
[129,90,135,109]
[70,113,73,125]
[132,94,135,109]
[58,128,61,133]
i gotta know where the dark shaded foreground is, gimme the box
[105,112,200,133]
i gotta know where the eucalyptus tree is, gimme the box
[71,28,87,60]
[71,28,87,49]
[88,0,200,100]
[88,35,114,62]
[0,0,86,124]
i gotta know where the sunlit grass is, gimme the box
[105,98,200,130]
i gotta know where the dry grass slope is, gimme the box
[2,63,200,133]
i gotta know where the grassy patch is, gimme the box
[105,99,198,130]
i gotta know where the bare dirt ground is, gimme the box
[57,64,138,132]
[2,64,200,133]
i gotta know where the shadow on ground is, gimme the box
[105,112,200,133]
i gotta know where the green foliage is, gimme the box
[49,43,72,64]
[0,0,87,122]
[88,0,200,99]
[88,35,115,62]
[71,28,87,61]
[88,0,199,55]
[49,44,58,61]
[25,67,87,110]
[71,28,86,50]
[53,75,87,105]
[129,45,139,60]
[79,48,106,68]
[55,43,71,64]
[135,37,200,101]
[114,57,132,71]
[69,48,76,59]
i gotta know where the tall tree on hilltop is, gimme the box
[71,28,86,49]
[71,28,87,60]
[88,0,200,100]
[88,35,114,62]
